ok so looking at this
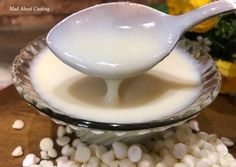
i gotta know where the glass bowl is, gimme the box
[12,36,221,145]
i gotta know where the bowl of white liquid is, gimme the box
[12,36,221,145]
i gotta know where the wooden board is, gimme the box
[0,85,236,167]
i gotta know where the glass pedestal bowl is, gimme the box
[12,36,221,146]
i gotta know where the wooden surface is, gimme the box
[0,85,236,167]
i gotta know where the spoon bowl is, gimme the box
[47,1,236,79]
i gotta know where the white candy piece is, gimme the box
[154,140,164,153]
[20,123,236,167]
[65,161,80,167]
[87,156,100,167]
[138,153,155,167]
[119,159,136,167]
[173,143,187,159]
[128,144,143,162]
[188,120,199,131]
[40,138,54,151]
[198,132,209,141]
[57,126,66,138]
[12,119,24,130]
[164,138,175,150]
[56,156,69,167]
[221,137,234,147]
[56,156,68,163]
[174,163,188,167]
[56,136,71,146]
[196,158,211,167]
[95,145,107,158]
[40,151,49,160]
[216,143,228,155]
[155,161,167,167]
[100,162,109,167]
[109,160,119,167]
[48,148,58,158]
[162,130,175,139]
[138,160,154,167]
[207,152,219,164]
[181,154,196,167]
[189,146,201,158]
[89,144,98,156]
[62,145,75,157]
[211,164,220,167]
[66,126,73,134]
[75,146,91,163]
[23,154,40,167]
[112,142,128,159]
[39,160,54,167]
[30,165,42,167]
[101,150,115,165]
[12,146,24,157]
[176,129,187,143]
[72,138,82,148]
[163,153,177,166]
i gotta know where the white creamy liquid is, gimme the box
[30,47,202,124]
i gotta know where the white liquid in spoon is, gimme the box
[47,3,173,80]
[30,47,202,123]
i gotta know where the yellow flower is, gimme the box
[216,59,236,94]
[167,0,217,33]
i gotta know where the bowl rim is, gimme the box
[12,36,221,131]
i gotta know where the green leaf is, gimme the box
[149,3,168,13]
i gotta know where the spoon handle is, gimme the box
[177,0,236,30]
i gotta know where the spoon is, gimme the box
[47,0,236,79]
